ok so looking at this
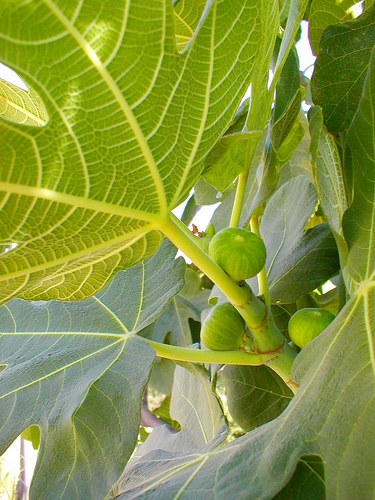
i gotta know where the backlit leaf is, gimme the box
[0,79,48,126]
[0,0,264,303]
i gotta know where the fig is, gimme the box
[288,308,335,348]
[208,227,266,281]
[201,302,246,351]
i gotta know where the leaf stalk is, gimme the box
[250,215,271,308]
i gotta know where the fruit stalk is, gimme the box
[250,215,271,308]
[235,285,283,351]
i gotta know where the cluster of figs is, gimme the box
[200,227,335,352]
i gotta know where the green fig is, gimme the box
[209,227,266,281]
[288,308,335,348]
[201,302,246,351]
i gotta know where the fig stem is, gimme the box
[230,170,249,227]
[163,215,249,306]
[250,215,271,309]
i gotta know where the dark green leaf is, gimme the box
[271,303,296,339]
[309,0,356,54]
[343,48,375,284]
[261,177,339,303]
[311,5,375,132]
[261,176,316,271]
[221,365,293,431]
[274,48,301,123]
[273,455,325,499]
[269,223,340,303]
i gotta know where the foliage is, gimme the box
[0,1,374,498]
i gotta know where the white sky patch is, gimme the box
[296,21,316,79]
[0,62,28,90]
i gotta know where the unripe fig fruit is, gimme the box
[208,228,266,281]
[201,302,246,351]
[288,308,335,349]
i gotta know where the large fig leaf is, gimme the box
[273,455,326,499]
[0,0,265,304]
[113,289,375,499]
[0,240,185,499]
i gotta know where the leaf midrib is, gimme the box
[0,182,162,225]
